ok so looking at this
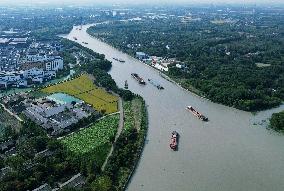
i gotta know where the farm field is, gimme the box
[42,74,118,114]
[61,114,119,167]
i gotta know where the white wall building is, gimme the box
[26,54,48,62]
[44,70,56,80]
[23,68,44,79]
[0,71,22,82]
[17,79,28,87]
[45,56,63,71]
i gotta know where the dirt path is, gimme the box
[101,97,124,171]
[0,103,23,122]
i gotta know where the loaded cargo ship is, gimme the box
[131,73,146,85]
[186,106,208,121]
[148,79,164,90]
[170,131,179,151]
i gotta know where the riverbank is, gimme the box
[0,35,149,191]
[57,34,149,190]
[87,23,283,112]
[88,31,284,131]
[102,96,148,191]
[86,23,284,129]
[69,24,284,191]
[86,29,211,102]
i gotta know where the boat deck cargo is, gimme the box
[131,73,146,85]
[170,131,179,151]
[148,79,164,90]
[186,106,208,121]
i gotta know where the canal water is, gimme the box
[0,69,75,99]
[66,24,284,191]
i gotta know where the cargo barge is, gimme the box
[131,73,146,85]
[113,57,125,63]
[186,106,208,121]
[148,79,164,90]
[82,42,88,44]
[170,131,179,151]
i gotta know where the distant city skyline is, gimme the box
[0,0,283,6]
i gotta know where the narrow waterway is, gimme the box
[65,25,284,191]
[0,69,75,98]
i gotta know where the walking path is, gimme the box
[101,97,124,171]
[0,103,23,122]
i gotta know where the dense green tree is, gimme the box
[270,111,284,131]
[88,9,284,111]
[91,175,113,191]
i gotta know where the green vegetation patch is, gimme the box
[270,111,284,132]
[62,114,119,155]
[123,98,143,132]
[42,74,119,114]
[104,97,147,190]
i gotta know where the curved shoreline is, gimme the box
[67,24,284,191]
[86,30,222,104]
[86,26,283,114]
[121,98,148,191]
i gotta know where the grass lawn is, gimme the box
[42,74,118,114]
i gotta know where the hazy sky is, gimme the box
[0,0,283,6]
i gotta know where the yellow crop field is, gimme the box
[42,74,118,114]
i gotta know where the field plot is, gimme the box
[61,114,119,166]
[42,74,118,113]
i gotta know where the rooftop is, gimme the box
[32,183,52,191]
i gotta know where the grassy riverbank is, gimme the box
[87,17,284,112]
[101,96,148,191]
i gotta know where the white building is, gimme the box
[0,71,22,82]
[45,56,63,71]
[26,54,63,72]
[17,79,28,87]
[44,70,56,80]
[23,68,44,79]
[26,54,48,62]
[0,71,24,88]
